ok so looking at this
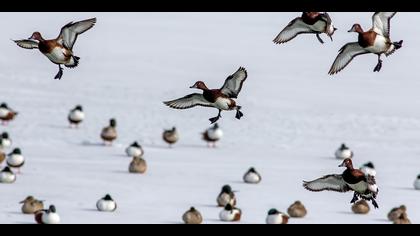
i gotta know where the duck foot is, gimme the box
[54,66,64,80]
[371,199,379,209]
[209,115,221,124]
[393,40,403,50]
[316,34,324,44]
[373,59,382,72]
[350,193,359,204]
[235,110,244,120]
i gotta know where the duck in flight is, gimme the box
[14,18,97,80]
[164,67,247,124]
[329,12,403,75]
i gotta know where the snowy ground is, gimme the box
[0,12,419,224]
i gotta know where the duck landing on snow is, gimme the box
[164,67,247,124]
[14,18,96,80]
[303,158,379,209]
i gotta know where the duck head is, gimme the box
[11,148,22,155]
[190,81,208,90]
[248,167,256,173]
[48,205,57,213]
[364,162,375,169]
[268,208,280,215]
[75,105,83,111]
[0,103,8,109]
[104,194,113,201]
[224,204,234,211]
[348,24,363,33]
[29,32,44,41]
[339,158,354,169]
[131,141,140,148]
[2,166,13,173]
[221,185,233,194]
[1,132,9,139]
[109,119,117,128]
[20,196,35,204]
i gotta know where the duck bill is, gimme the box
[338,163,345,167]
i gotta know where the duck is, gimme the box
[97,194,117,212]
[101,119,117,145]
[202,123,223,148]
[287,201,307,218]
[360,162,376,177]
[6,148,24,174]
[164,67,247,124]
[0,132,12,150]
[14,18,97,80]
[273,12,337,44]
[351,200,370,214]
[182,207,203,224]
[128,156,147,174]
[125,141,144,157]
[243,167,262,184]
[0,151,5,166]
[0,166,16,183]
[329,12,403,75]
[393,212,411,224]
[68,105,85,128]
[303,158,379,208]
[0,103,18,125]
[163,127,179,148]
[219,204,241,222]
[413,175,420,190]
[38,205,60,224]
[335,143,353,159]
[217,185,237,207]
[20,196,44,214]
[266,209,289,224]
[388,205,406,221]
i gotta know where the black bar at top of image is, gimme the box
[1,0,419,11]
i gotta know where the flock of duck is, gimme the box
[0,12,417,224]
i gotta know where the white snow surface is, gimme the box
[0,12,420,224]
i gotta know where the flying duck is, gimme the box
[163,127,179,148]
[68,105,85,128]
[243,167,262,184]
[101,119,117,145]
[273,12,337,44]
[125,141,144,157]
[7,148,24,174]
[0,103,18,125]
[351,200,370,214]
[217,185,237,207]
[287,201,307,218]
[0,132,12,150]
[20,196,44,214]
[128,156,147,174]
[202,123,223,148]
[14,18,97,80]
[266,209,289,224]
[219,204,241,222]
[164,67,247,124]
[303,158,379,208]
[97,194,117,212]
[182,207,203,224]
[329,12,403,75]
[335,143,353,159]
[0,166,16,184]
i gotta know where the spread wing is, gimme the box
[163,93,213,109]
[220,67,247,98]
[57,18,97,50]
[372,12,396,37]
[14,40,39,49]
[328,42,370,75]
[303,174,350,192]
[273,17,315,44]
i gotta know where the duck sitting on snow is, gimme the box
[163,127,179,148]
[303,158,379,208]
[125,141,144,157]
[20,196,44,214]
[182,207,203,224]
[97,194,117,212]
[393,212,411,224]
[388,205,406,222]
[413,175,420,190]
[351,200,370,214]
[202,123,223,148]
[0,167,16,183]
[287,201,307,218]
[7,148,24,174]
[128,156,147,174]
[68,105,85,128]
[360,162,376,176]
[0,132,12,150]
[335,143,353,159]
[0,103,18,126]
[217,185,237,207]
[35,205,60,224]
[219,204,241,222]
[164,67,247,124]
[266,209,289,224]
[243,167,262,184]
[101,119,117,145]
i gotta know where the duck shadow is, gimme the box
[81,208,100,212]
[14,221,36,224]
[196,204,219,208]
[336,211,355,215]
[373,219,391,223]
[111,170,130,175]
[41,124,71,130]
[393,187,416,191]
[81,141,106,147]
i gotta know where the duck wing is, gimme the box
[273,17,316,44]
[303,174,350,192]
[220,67,247,98]
[328,42,370,75]
[57,18,97,50]
[163,93,213,109]
[14,39,38,49]
[372,12,396,38]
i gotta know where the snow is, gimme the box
[0,12,420,224]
